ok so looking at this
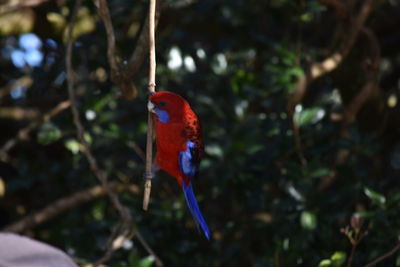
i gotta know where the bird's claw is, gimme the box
[144,164,160,180]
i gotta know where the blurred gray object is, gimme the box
[0,233,77,267]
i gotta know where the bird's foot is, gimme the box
[144,163,159,180]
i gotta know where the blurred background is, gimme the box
[0,0,400,266]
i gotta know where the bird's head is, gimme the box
[148,91,188,123]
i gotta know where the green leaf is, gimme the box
[331,251,346,267]
[128,252,139,267]
[300,211,317,230]
[84,132,92,144]
[396,254,400,266]
[310,168,331,179]
[294,107,325,126]
[138,256,155,267]
[37,122,62,145]
[267,126,280,136]
[299,13,313,22]
[247,144,263,154]
[364,187,386,206]
[64,139,81,154]
[205,144,224,158]
[91,201,105,221]
[318,259,332,267]
[92,93,114,112]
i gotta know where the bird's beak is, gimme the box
[147,101,155,113]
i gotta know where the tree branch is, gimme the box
[136,231,164,267]
[94,0,137,99]
[0,100,71,162]
[0,0,50,15]
[143,0,157,211]
[128,0,161,77]
[66,1,133,264]
[288,0,378,116]
[3,180,164,267]
[67,0,127,222]
[318,26,381,191]
[94,0,118,75]
[94,0,161,99]
[0,107,40,120]
[364,242,400,267]
[286,0,379,172]
[2,182,139,233]
[342,27,380,125]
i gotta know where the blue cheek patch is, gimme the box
[179,141,196,176]
[155,108,169,123]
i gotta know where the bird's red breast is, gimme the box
[149,91,203,186]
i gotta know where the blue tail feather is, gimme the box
[182,183,210,240]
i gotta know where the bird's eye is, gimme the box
[158,101,167,107]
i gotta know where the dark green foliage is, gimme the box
[1,0,400,266]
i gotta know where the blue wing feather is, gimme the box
[178,141,197,177]
[179,142,209,239]
[183,183,210,240]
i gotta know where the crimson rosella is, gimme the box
[148,91,210,240]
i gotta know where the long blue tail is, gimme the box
[182,183,210,240]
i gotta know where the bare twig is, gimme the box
[94,0,118,76]
[93,0,174,210]
[136,231,164,267]
[2,182,139,233]
[92,0,163,263]
[293,120,307,165]
[312,0,375,80]
[126,141,146,161]
[0,76,32,102]
[364,242,400,267]
[0,0,50,15]
[343,27,380,125]
[94,0,137,99]
[94,0,162,99]
[290,75,308,165]
[286,0,379,175]
[0,100,71,162]
[143,0,157,211]
[348,244,357,267]
[66,1,132,264]
[128,0,161,76]
[288,0,378,116]
[67,0,127,221]
[0,107,40,120]
[318,26,381,191]
[3,179,163,266]
[340,215,367,267]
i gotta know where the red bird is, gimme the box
[148,91,210,240]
